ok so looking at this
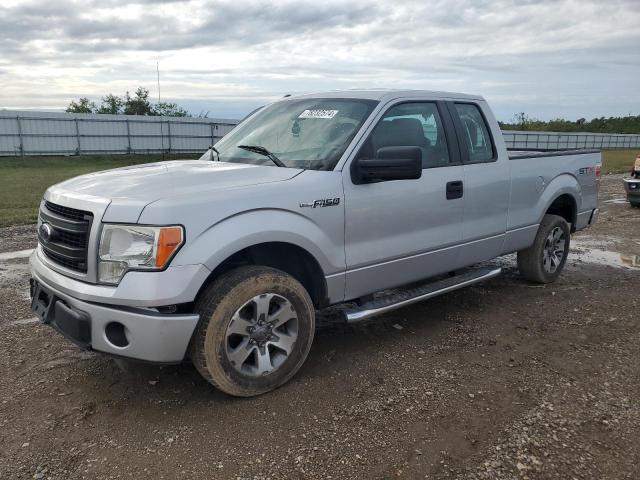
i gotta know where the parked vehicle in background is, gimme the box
[30,90,601,396]
[623,155,640,207]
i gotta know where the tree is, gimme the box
[152,102,189,117]
[123,87,153,116]
[501,113,640,134]
[97,94,124,115]
[66,87,192,117]
[66,97,96,113]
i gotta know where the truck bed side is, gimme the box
[502,149,601,254]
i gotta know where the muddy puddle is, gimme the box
[0,261,31,287]
[602,196,629,205]
[0,248,34,261]
[0,250,33,300]
[570,237,640,270]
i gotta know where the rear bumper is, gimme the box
[31,254,200,363]
[576,207,599,230]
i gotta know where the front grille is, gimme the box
[56,230,87,248]
[44,201,88,222]
[39,201,93,273]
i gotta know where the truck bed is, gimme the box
[504,148,601,237]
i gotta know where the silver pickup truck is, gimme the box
[30,90,601,396]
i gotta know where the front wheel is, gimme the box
[517,214,570,284]
[190,266,315,397]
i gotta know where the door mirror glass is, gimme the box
[351,146,422,184]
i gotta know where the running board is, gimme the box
[343,267,502,323]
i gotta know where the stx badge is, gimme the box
[299,198,341,208]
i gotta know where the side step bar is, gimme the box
[343,267,502,323]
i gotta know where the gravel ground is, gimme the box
[0,174,638,479]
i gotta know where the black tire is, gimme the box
[190,266,315,397]
[517,214,570,284]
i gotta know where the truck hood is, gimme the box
[51,160,302,223]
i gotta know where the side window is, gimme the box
[360,102,451,168]
[454,103,495,163]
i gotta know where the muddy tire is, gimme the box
[190,266,315,397]
[517,214,570,284]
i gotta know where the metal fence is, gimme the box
[0,110,239,156]
[502,130,640,151]
[1,109,639,156]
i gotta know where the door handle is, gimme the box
[446,180,463,200]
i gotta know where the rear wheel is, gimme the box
[517,214,570,284]
[190,266,315,397]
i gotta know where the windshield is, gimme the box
[199,98,378,170]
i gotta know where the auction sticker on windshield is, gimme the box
[299,109,339,119]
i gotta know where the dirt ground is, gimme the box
[0,174,638,480]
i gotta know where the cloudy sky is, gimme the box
[1,0,639,121]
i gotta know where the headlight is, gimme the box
[98,224,184,284]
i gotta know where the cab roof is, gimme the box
[288,89,484,103]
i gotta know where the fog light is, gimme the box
[105,322,129,348]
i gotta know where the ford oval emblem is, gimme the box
[39,222,53,242]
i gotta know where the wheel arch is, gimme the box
[545,193,578,231]
[196,241,330,308]
[538,174,581,232]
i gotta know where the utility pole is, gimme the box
[157,61,165,160]
[157,61,161,103]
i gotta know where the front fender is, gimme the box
[175,208,345,277]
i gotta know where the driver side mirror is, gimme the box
[351,146,422,185]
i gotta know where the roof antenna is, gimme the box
[157,60,165,161]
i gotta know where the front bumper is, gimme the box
[30,251,201,363]
[623,177,640,201]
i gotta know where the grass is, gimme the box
[601,149,639,175]
[0,149,638,228]
[0,154,198,227]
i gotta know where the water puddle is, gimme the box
[9,317,39,326]
[0,248,34,261]
[0,261,31,286]
[602,197,629,205]
[570,238,640,270]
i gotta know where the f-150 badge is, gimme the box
[299,198,341,208]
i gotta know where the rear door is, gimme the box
[342,100,465,300]
[447,101,510,265]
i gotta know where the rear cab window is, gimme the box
[453,103,496,163]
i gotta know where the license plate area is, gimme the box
[30,279,92,348]
[30,279,55,323]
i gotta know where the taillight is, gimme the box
[595,164,601,191]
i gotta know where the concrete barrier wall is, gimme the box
[0,110,239,156]
[501,130,640,151]
[1,110,639,156]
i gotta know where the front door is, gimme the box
[342,100,465,300]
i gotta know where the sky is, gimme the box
[1,0,639,122]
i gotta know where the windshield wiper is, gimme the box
[208,145,220,161]
[237,145,285,168]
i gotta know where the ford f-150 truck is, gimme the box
[30,90,601,396]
